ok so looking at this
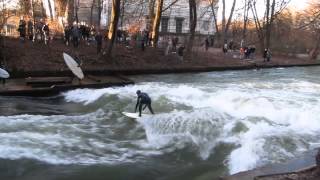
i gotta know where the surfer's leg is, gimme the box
[138,104,142,117]
[147,103,154,114]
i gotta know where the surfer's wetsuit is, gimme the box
[135,90,154,117]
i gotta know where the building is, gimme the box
[75,0,218,37]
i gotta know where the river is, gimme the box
[1,66,320,180]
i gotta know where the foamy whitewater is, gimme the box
[1,67,320,179]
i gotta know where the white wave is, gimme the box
[137,109,231,159]
[0,111,163,165]
[4,74,320,175]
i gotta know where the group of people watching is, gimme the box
[18,17,50,45]
[17,18,272,62]
[64,23,100,48]
[222,40,272,61]
[240,46,256,59]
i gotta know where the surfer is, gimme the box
[135,90,154,117]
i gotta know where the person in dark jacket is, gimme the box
[18,17,26,41]
[27,20,33,41]
[205,38,209,51]
[95,31,103,54]
[64,25,71,46]
[135,90,154,117]
[72,25,81,48]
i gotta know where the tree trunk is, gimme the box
[147,0,156,31]
[75,0,79,23]
[120,0,125,29]
[151,0,163,47]
[250,0,265,54]
[97,0,102,29]
[107,0,121,56]
[209,0,219,45]
[67,0,74,25]
[222,0,236,45]
[47,0,54,21]
[221,0,226,45]
[41,1,46,18]
[265,0,276,49]
[90,0,96,26]
[186,0,197,54]
[30,0,36,41]
[242,0,249,47]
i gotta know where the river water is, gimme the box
[1,67,320,180]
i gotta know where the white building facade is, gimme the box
[159,0,217,35]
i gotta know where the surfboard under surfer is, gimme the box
[135,90,154,117]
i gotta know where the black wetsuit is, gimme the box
[135,92,154,117]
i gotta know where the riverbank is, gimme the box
[1,38,319,77]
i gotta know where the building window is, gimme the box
[202,21,210,31]
[176,18,184,33]
[161,17,169,33]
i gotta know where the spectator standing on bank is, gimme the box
[42,23,50,45]
[71,25,81,48]
[90,25,96,42]
[178,45,185,61]
[27,19,33,41]
[266,49,272,62]
[34,20,43,42]
[240,47,245,59]
[205,38,209,51]
[95,31,103,54]
[263,49,272,62]
[172,37,178,52]
[249,45,256,59]
[223,43,228,54]
[64,25,71,46]
[17,17,26,42]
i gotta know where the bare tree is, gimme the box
[186,0,197,54]
[75,0,80,23]
[90,0,95,26]
[151,0,163,47]
[67,0,74,25]
[107,0,121,55]
[208,0,219,37]
[97,0,103,29]
[147,0,156,31]
[162,0,179,12]
[221,0,237,46]
[249,0,290,53]
[242,0,250,46]
[47,0,54,21]
[0,0,15,65]
[299,1,320,59]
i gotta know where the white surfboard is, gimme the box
[63,52,84,80]
[122,112,150,119]
[0,68,9,78]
